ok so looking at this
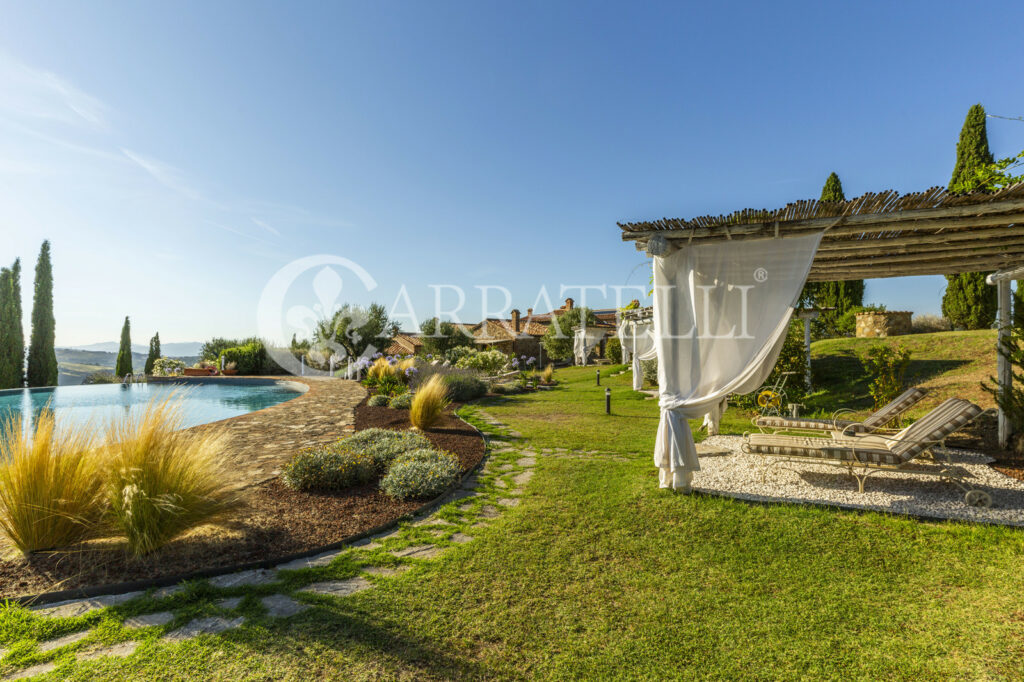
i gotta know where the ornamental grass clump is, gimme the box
[0,411,106,554]
[103,397,243,556]
[540,363,555,384]
[367,357,397,382]
[337,428,431,472]
[380,449,460,501]
[282,445,376,492]
[410,374,449,430]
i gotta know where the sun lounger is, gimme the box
[753,387,927,435]
[742,398,990,507]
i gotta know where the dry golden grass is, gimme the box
[0,411,106,554]
[368,357,398,381]
[410,374,450,430]
[541,363,555,384]
[103,396,244,556]
[397,357,416,373]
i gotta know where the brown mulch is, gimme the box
[0,404,483,600]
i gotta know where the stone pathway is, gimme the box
[4,406,539,680]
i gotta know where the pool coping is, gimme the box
[7,410,489,608]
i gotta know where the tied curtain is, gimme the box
[630,321,657,391]
[653,232,822,490]
[573,328,605,366]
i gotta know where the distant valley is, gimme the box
[56,347,200,385]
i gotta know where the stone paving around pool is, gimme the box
[1,407,537,680]
[183,377,366,490]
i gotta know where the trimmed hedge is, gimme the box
[282,446,375,492]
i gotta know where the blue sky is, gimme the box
[1,1,1022,346]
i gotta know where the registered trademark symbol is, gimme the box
[753,268,768,282]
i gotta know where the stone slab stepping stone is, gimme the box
[493,478,508,488]
[260,594,308,618]
[275,550,341,572]
[79,641,138,661]
[391,544,442,559]
[506,430,524,438]
[217,597,243,610]
[450,533,473,544]
[6,662,56,680]
[516,456,536,467]
[32,591,144,618]
[39,630,89,652]
[209,569,275,588]
[513,470,534,486]
[499,464,514,471]
[479,505,500,519]
[164,616,244,642]
[362,565,410,577]
[152,585,183,600]
[302,577,372,597]
[497,498,520,508]
[351,529,399,550]
[123,611,174,629]
[412,516,452,527]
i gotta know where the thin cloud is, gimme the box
[0,53,109,129]
[251,217,281,237]
[120,148,202,200]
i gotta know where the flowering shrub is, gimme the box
[151,357,186,376]
[455,349,509,375]
[337,428,432,472]
[282,445,376,492]
[509,354,537,382]
[380,449,461,501]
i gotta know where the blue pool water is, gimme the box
[0,381,304,432]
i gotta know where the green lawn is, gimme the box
[2,365,1023,680]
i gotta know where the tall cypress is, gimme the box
[26,240,58,387]
[11,259,23,386]
[0,267,18,389]
[802,173,864,337]
[115,316,133,377]
[942,104,997,330]
[145,332,161,374]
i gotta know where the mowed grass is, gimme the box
[3,362,1024,680]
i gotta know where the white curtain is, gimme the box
[573,328,605,366]
[617,322,632,364]
[653,232,821,490]
[631,320,657,391]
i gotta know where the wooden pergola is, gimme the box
[619,181,1024,446]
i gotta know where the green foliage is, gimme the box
[380,449,460,501]
[1016,283,1024,331]
[606,337,622,363]
[144,332,160,374]
[951,150,1024,194]
[114,316,133,377]
[419,318,475,357]
[368,394,390,407]
[389,392,413,409]
[201,337,256,361]
[541,307,598,360]
[373,374,405,398]
[282,445,376,492]
[314,302,398,359]
[152,357,186,376]
[859,343,912,411]
[734,320,807,407]
[949,104,995,192]
[641,358,658,386]
[819,172,845,202]
[218,341,265,375]
[942,273,997,330]
[982,325,1024,453]
[454,348,509,375]
[0,264,23,389]
[443,373,487,402]
[26,240,57,387]
[337,427,432,473]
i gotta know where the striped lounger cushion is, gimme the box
[861,387,927,428]
[754,416,861,432]
[744,434,904,466]
[888,398,982,460]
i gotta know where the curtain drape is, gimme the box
[653,232,821,490]
[573,328,605,366]
[630,321,657,391]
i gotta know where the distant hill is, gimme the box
[55,348,200,385]
[68,341,203,356]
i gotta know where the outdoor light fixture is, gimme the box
[596,369,600,386]
[605,387,611,415]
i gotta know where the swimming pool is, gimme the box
[0,380,305,432]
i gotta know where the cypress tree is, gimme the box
[115,316,133,377]
[11,259,23,386]
[0,267,18,389]
[26,240,58,387]
[145,332,161,374]
[802,173,864,337]
[942,104,997,330]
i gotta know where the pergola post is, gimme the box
[997,279,1012,448]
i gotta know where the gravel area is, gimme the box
[693,436,1024,526]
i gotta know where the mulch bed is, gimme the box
[0,403,484,600]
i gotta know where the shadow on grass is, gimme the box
[809,355,970,412]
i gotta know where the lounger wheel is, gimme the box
[964,490,992,508]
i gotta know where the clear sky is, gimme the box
[1,1,1022,346]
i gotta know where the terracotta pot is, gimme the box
[184,367,216,376]
[221,369,238,376]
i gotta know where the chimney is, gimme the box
[510,309,521,334]
[527,308,533,317]
[564,297,574,310]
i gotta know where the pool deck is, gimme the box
[152,376,366,490]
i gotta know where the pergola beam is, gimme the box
[813,239,1024,269]
[818,224,1024,253]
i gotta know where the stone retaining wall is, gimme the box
[855,311,912,337]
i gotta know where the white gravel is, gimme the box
[693,436,1024,526]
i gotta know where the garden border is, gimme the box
[9,410,489,608]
